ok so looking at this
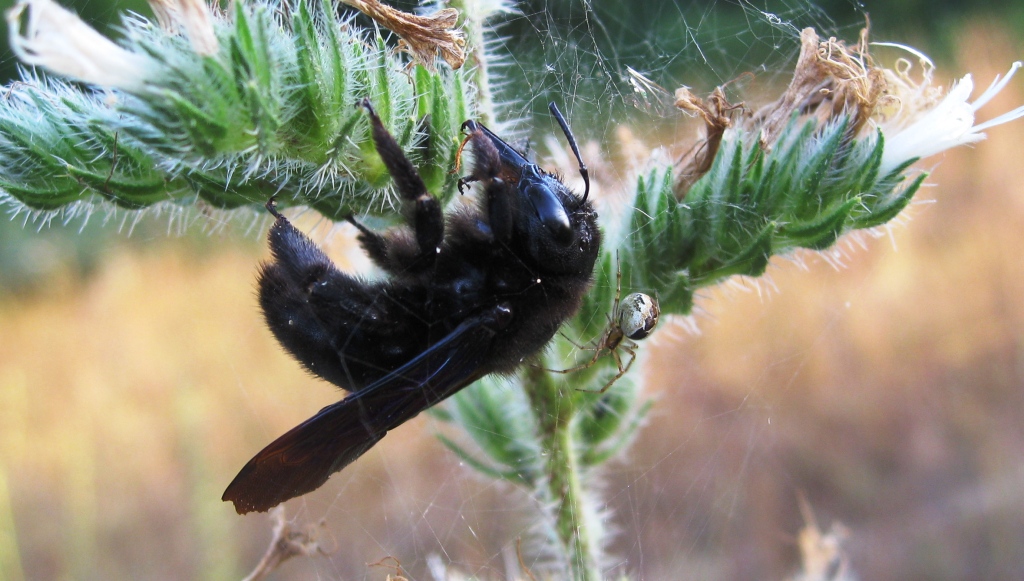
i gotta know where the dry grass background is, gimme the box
[1,25,1023,581]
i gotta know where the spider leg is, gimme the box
[360,99,443,259]
[545,309,617,374]
[546,335,606,374]
[610,250,623,317]
[530,331,589,372]
[548,352,604,375]
[578,340,637,394]
[557,330,590,350]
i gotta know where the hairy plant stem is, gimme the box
[444,0,603,572]
[456,3,603,571]
[524,365,600,580]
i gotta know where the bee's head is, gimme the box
[462,104,599,276]
[513,164,600,275]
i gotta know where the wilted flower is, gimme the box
[674,28,1024,198]
[341,0,466,70]
[148,0,219,56]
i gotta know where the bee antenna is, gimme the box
[548,102,590,203]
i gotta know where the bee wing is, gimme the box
[222,311,501,514]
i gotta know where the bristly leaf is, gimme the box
[445,113,932,512]
[0,0,470,221]
[430,376,544,487]
[518,115,931,470]
[0,77,180,210]
[584,115,928,320]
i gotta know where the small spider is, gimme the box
[551,260,660,393]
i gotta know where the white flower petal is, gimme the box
[972,104,1024,133]
[881,63,1024,172]
[6,0,151,90]
[970,61,1021,111]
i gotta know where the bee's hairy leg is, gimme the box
[463,123,515,243]
[360,99,443,260]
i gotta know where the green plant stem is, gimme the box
[524,365,600,580]
[451,0,604,572]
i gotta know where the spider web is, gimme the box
[486,0,857,139]
[280,2,890,580]
[7,0,1022,580]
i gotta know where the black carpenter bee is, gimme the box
[222,101,600,514]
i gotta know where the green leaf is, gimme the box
[0,0,469,219]
[609,114,932,323]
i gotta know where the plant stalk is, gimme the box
[524,365,601,580]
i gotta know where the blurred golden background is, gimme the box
[2,9,1024,581]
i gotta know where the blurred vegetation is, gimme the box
[1,0,1023,580]
[0,211,265,297]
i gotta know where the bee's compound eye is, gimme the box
[523,182,573,245]
[617,293,660,341]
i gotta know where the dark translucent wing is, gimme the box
[222,312,500,514]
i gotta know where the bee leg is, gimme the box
[360,99,444,260]
[464,124,514,243]
[344,214,389,267]
[484,178,514,242]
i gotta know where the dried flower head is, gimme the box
[148,0,219,56]
[792,496,853,581]
[672,26,1024,197]
[241,506,333,581]
[341,0,466,70]
[674,85,746,195]
[750,27,888,148]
